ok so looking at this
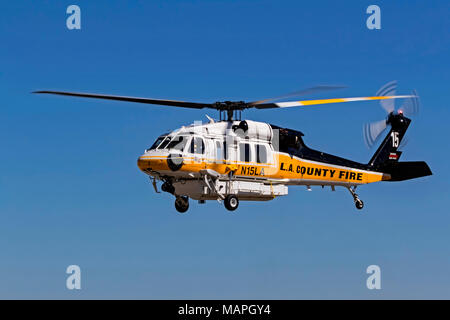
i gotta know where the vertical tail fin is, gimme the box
[368,112,410,169]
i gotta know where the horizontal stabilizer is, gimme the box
[383,161,432,181]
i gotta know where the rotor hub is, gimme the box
[214,101,246,121]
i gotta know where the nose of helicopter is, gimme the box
[137,156,148,172]
[137,152,169,173]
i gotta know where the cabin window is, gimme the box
[216,141,223,161]
[239,143,251,162]
[223,141,228,160]
[277,129,303,154]
[256,144,268,163]
[190,137,205,154]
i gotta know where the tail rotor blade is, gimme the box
[399,90,420,117]
[376,80,397,114]
[363,119,387,148]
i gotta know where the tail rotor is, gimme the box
[363,119,387,148]
[363,81,420,149]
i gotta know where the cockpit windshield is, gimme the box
[147,135,189,152]
[148,135,168,151]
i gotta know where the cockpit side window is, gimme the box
[167,135,188,152]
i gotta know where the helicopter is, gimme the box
[34,81,432,213]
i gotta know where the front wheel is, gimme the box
[175,196,189,213]
[224,195,239,211]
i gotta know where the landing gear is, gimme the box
[161,181,175,194]
[347,186,364,210]
[224,194,239,211]
[175,196,189,213]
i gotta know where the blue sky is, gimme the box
[0,0,449,299]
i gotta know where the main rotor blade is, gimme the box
[33,91,212,109]
[253,95,416,109]
[248,85,347,105]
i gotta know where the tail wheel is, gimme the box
[347,186,364,210]
[224,195,239,211]
[355,199,364,210]
[175,196,189,213]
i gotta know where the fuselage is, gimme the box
[137,119,389,188]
